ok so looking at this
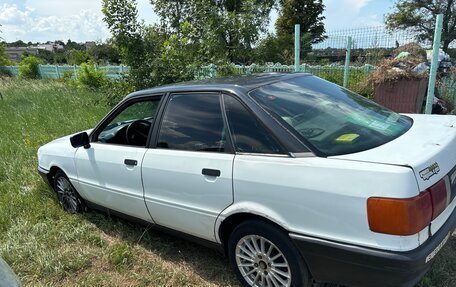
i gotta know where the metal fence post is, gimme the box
[295,24,300,72]
[55,65,60,79]
[38,64,43,78]
[425,14,444,114]
[343,36,352,88]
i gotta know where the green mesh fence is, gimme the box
[0,65,128,80]
[0,66,19,77]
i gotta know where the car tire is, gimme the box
[53,170,85,213]
[228,219,311,287]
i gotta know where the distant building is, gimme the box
[84,41,96,49]
[5,47,39,62]
[36,42,64,52]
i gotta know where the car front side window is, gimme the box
[96,99,161,147]
[157,93,228,152]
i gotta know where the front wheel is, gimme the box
[53,170,85,213]
[228,220,311,287]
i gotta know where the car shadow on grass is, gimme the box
[82,208,456,287]
[82,209,352,287]
[34,181,239,286]
[83,209,241,286]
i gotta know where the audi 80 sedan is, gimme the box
[38,73,456,287]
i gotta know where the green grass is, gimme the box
[0,79,454,287]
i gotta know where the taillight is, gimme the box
[367,192,432,236]
[367,177,450,236]
[427,177,449,220]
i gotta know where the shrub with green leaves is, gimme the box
[0,43,12,66]
[102,78,135,107]
[18,56,42,79]
[75,62,108,90]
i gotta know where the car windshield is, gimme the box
[249,76,412,156]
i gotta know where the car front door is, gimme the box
[142,92,234,241]
[74,96,162,222]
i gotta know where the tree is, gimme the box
[254,33,294,64]
[386,0,456,51]
[103,0,232,89]
[0,43,9,66]
[6,40,27,47]
[88,42,121,64]
[0,24,9,66]
[275,0,325,43]
[65,40,86,51]
[36,50,55,64]
[67,49,92,65]
[102,0,144,65]
[150,0,275,63]
[252,0,325,64]
[102,0,155,88]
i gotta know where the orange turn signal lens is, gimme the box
[367,192,432,236]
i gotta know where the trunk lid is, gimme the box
[332,114,456,191]
[333,114,456,236]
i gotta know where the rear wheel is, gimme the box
[53,170,85,213]
[228,220,311,287]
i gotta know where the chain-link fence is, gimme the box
[197,24,455,113]
[308,27,429,93]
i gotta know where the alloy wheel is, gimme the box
[55,176,79,212]
[235,235,292,287]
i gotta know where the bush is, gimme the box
[61,71,75,82]
[214,61,237,77]
[0,43,11,66]
[18,56,42,79]
[74,62,108,90]
[102,77,135,107]
[0,67,12,77]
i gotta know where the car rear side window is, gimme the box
[157,93,227,152]
[223,95,284,154]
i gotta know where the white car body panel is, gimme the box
[223,154,426,252]
[37,133,80,183]
[74,142,152,222]
[142,149,234,241]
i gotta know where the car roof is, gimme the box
[125,72,311,99]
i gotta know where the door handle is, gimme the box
[202,168,221,177]
[124,159,138,166]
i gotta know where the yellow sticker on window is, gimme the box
[335,133,360,143]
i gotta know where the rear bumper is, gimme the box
[38,166,51,187]
[291,206,456,287]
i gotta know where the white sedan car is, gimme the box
[38,73,456,287]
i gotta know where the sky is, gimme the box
[0,0,396,43]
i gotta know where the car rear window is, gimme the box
[249,76,412,156]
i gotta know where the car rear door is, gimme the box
[142,92,234,241]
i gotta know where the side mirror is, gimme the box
[70,132,91,149]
